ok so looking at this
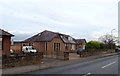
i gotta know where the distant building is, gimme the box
[75,39,87,50]
[0,29,14,55]
[11,41,22,54]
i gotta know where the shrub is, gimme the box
[85,41,106,50]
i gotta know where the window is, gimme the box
[23,44,25,46]
[45,42,47,51]
[2,38,3,50]
[71,45,75,50]
[68,37,73,41]
[54,43,60,51]
[29,43,31,46]
[65,44,68,50]
[31,43,34,46]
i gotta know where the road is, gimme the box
[26,55,119,75]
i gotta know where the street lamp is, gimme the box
[111,29,116,37]
[110,29,116,49]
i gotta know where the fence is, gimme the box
[2,52,43,68]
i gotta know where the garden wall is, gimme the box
[79,49,115,57]
[2,52,43,68]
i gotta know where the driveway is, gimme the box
[69,53,80,60]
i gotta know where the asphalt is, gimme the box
[26,54,119,74]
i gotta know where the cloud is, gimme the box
[12,33,32,41]
[1,0,119,41]
[9,30,34,41]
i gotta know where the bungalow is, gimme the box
[75,39,87,50]
[22,30,76,57]
[0,29,14,55]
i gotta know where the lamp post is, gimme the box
[111,29,115,37]
[110,29,115,49]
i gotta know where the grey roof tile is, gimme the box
[0,29,14,37]
[75,39,87,44]
[23,30,76,44]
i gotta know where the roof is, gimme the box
[60,34,76,44]
[12,41,22,46]
[75,39,87,44]
[0,29,14,37]
[23,30,59,42]
[23,30,76,44]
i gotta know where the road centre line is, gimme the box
[101,61,116,69]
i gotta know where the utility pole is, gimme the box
[119,2,120,47]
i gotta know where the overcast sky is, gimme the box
[0,0,119,41]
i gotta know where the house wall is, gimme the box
[33,42,45,53]
[11,45,22,53]
[71,44,76,50]
[47,37,67,55]
[21,37,66,56]
[22,42,45,53]
[11,42,22,54]
[21,37,74,56]
[2,36,11,55]
[22,43,30,46]
[76,44,86,50]
[29,37,70,56]
[0,38,2,55]
[68,44,76,53]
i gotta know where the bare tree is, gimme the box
[98,34,116,49]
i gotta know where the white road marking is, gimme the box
[84,72,91,76]
[102,61,116,69]
[87,72,91,75]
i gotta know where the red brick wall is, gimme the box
[11,45,22,53]
[21,37,67,56]
[2,36,11,55]
[21,37,73,56]
[0,50,2,55]
[33,42,45,53]
[22,43,30,46]
[47,37,68,55]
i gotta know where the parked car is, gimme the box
[22,46,37,53]
[115,46,120,52]
[76,48,84,54]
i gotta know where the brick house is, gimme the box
[75,39,87,50]
[11,41,22,54]
[0,29,14,55]
[22,30,76,56]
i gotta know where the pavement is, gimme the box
[2,52,119,74]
